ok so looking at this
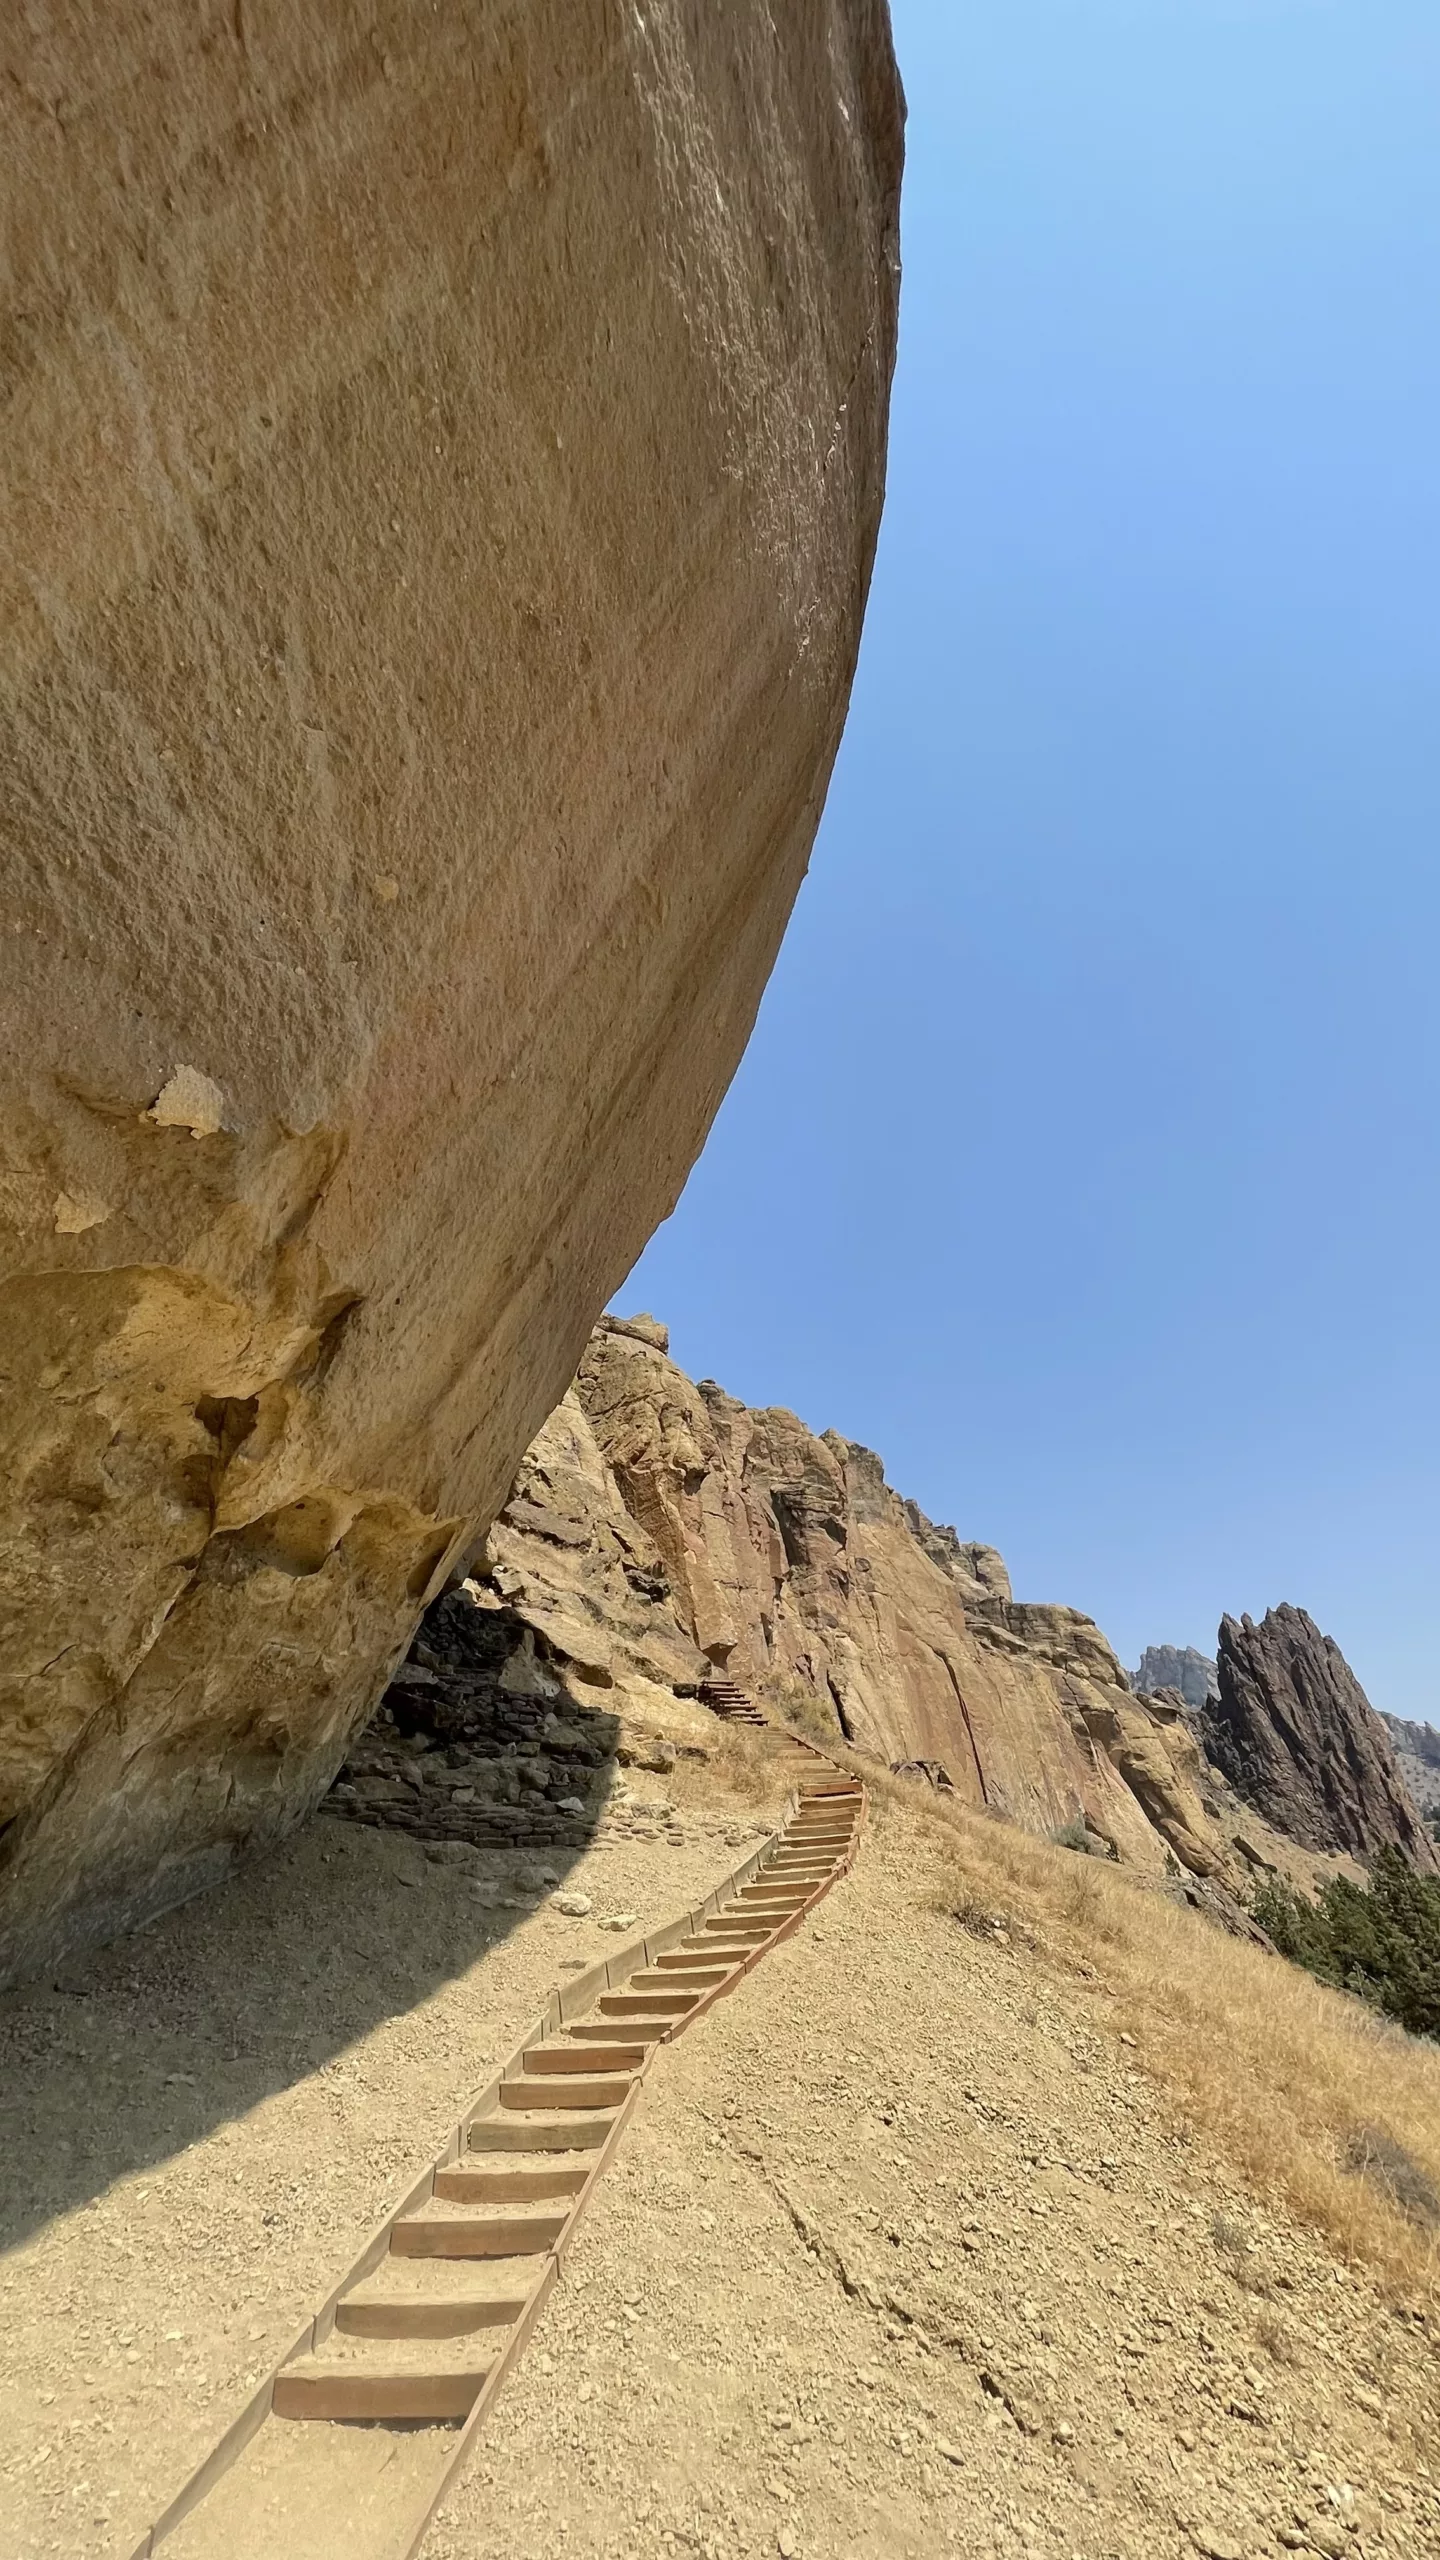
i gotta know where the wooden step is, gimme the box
[337,2258,539,2339]
[391,2206,570,2257]
[563,2017,669,2044]
[432,2160,589,2204]
[520,2041,646,2075]
[500,2074,632,2112]
[597,1991,698,2017]
[273,2334,495,2422]
[630,1967,734,1991]
[466,2111,614,2152]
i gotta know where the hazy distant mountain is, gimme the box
[1380,1712,1440,1816]
[1132,1644,1219,1710]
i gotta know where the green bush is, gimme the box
[1252,1848,1440,2039]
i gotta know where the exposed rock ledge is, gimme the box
[0,3,903,1985]
[468,1313,1304,1903]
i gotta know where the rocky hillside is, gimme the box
[1133,1643,1218,1708]
[409,1312,1350,1914]
[1199,1608,1439,1873]
[0,6,903,1987]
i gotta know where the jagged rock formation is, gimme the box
[1381,1715,1440,1818]
[1201,1610,1439,1872]
[476,1314,1245,1886]
[0,5,903,1986]
[1133,1645,1219,1709]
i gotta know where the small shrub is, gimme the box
[1252,1849,1440,2039]
[932,1880,998,1939]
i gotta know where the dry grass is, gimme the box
[856,1762,1440,2306]
[664,1719,782,1813]
[763,1676,844,1750]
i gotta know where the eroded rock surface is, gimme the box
[477,1314,1250,1887]
[1202,1609,1439,1872]
[0,3,903,1983]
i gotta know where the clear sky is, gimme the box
[619,0,1440,1718]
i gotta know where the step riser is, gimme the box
[433,2165,588,2203]
[632,1974,733,1993]
[521,2046,645,2075]
[598,1994,697,2016]
[392,2215,568,2257]
[564,2021,668,2044]
[336,2297,531,2339]
[467,2116,610,2152]
[273,2371,486,2422]
[500,2078,629,2111]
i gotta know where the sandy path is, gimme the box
[0,1796,774,2560]
[425,1807,1440,2560]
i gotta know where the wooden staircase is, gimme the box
[697,1672,768,1726]
[132,1768,865,2560]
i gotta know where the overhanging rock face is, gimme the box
[0,2,904,1984]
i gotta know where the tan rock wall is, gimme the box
[0,2,903,1982]
[479,1315,1251,1892]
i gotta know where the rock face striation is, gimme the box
[1201,1610,1439,1873]
[1134,1645,1219,1710]
[0,5,903,1984]
[472,1314,1247,1889]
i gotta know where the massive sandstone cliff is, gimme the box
[473,1314,1282,1896]
[1200,1609,1440,1874]
[0,4,903,1984]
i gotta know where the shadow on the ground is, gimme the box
[0,1796,603,2262]
[0,1589,634,2258]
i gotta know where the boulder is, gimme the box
[0,1,903,1983]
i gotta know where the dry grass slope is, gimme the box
[824,1753,1440,2308]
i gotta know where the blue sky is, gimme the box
[619,0,1440,1717]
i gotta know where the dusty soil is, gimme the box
[0,1768,779,2560]
[5,1758,1438,2560]
[426,1803,1440,2560]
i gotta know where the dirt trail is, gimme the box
[425,1807,1439,2560]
